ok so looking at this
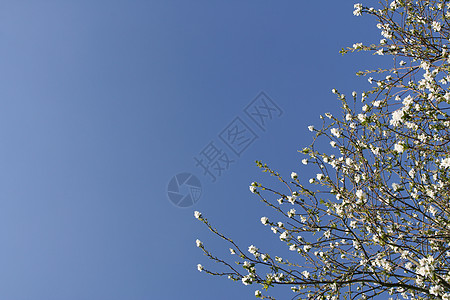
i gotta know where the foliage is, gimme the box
[195,1,450,299]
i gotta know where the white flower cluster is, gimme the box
[353,3,363,16]
[330,127,342,138]
[248,245,260,258]
[416,255,435,278]
[440,157,450,168]
[195,2,450,299]
[261,216,269,225]
[432,21,442,32]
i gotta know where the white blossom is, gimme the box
[287,195,297,204]
[287,208,296,218]
[430,285,443,296]
[392,183,401,191]
[375,48,384,55]
[440,157,450,168]
[394,143,404,153]
[280,231,289,241]
[261,217,269,225]
[330,128,342,138]
[402,95,413,107]
[390,109,405,126]
[248,245,259,258]
[353,3,363,16]
[356,189,366,200]
[242,275,252,285]
[432,21,442,32]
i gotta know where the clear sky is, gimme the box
[0,1,385,299]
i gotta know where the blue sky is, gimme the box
[0,1,384,299]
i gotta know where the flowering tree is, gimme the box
[195,1,450,299]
